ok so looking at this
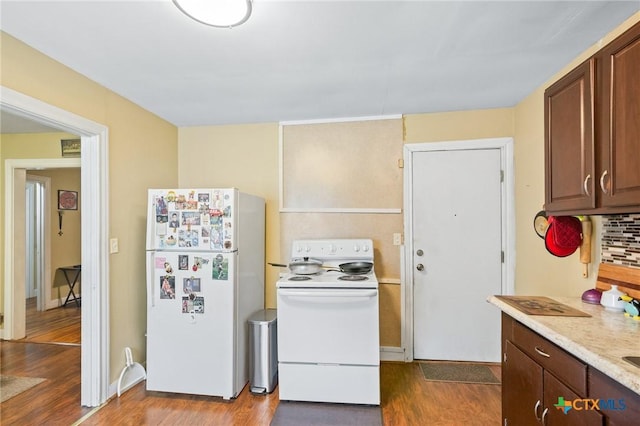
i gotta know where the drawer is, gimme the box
[512,320,587,396]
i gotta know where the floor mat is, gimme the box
[0,375,46,402]
[419,362,500,385]
[271,401,382,426]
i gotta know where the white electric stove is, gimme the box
[276,239,380,405]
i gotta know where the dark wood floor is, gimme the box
[19,297,81,345]
[2,300,502,425]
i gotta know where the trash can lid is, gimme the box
[248,308,277,323]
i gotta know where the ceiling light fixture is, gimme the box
[172,0,252,28]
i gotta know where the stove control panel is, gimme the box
[292,239,374,259]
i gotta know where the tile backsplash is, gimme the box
[601,214,640,268]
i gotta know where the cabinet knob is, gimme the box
[583,174,591,196]
[600,170,609,194]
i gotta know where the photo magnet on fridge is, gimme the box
[160,276,175,299]
[212,255,229,280]
[178,255,189,270]
[183,277,201,294]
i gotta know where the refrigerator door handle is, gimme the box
[146,251,155,307]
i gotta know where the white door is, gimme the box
[25,181,37,300]
[411,147,503,362]
[25,175,48,311]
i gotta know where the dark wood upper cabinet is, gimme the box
[544,59,595,212]
[545,21,640,214]
[597,21,640,209]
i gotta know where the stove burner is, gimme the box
[338,275,369,281]
[289,275,312,281]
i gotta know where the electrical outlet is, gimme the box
[110,238,119,254]
[393,233,402,246]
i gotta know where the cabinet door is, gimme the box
[503,340,543,425]
[597,21,640,208]
[544,59,595,212]
[543,370,603,426]
[589,368,640,426]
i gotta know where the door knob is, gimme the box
[416,263,424,272]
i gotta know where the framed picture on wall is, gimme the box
[60,138,81,157]
[58,190,78,210]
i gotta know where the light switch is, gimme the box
[110,238,119,254]
[393,233,402,246]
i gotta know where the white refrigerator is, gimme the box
[145,188,265,399]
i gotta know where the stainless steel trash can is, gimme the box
[248,309,278,394]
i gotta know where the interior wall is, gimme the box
[176,123,280,308]
[279,118,403,347]
[1,31,179,382]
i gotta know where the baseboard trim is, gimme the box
[380,346,406,362]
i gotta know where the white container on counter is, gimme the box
[600,285,627,311]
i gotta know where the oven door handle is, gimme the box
[279,290,377,298]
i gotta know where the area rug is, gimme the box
[419,362,500,385]
[1,375,46,403]
[271,401,382,426]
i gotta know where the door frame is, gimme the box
[1,86,110,407]
[402,137,515,362]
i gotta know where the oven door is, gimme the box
[277,288,379,366]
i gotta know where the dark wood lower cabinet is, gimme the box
[503,340,602,425]
[589,368,640,426]
[503,340,543,425]
[543,370,602,426]
[502,312,640,424]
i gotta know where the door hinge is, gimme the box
[501,251,505,263]
[504,418,508,426]
[500,169,504,183]
[503,352,507,363]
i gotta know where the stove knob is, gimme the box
[353,245,360,252]
[362,245,370,252]
[329,244,337,254]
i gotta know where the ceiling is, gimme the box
[1,0,639,132]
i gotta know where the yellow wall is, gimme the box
[404,108,514,143]
[1,31,179,381]
[177,124,280,307]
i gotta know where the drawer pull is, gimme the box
[534,400,542,421]
[534,346,550,358]
[541,407,549,426]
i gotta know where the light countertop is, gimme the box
[488,295,640,396]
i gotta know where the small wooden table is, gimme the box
[59,265,81,307]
